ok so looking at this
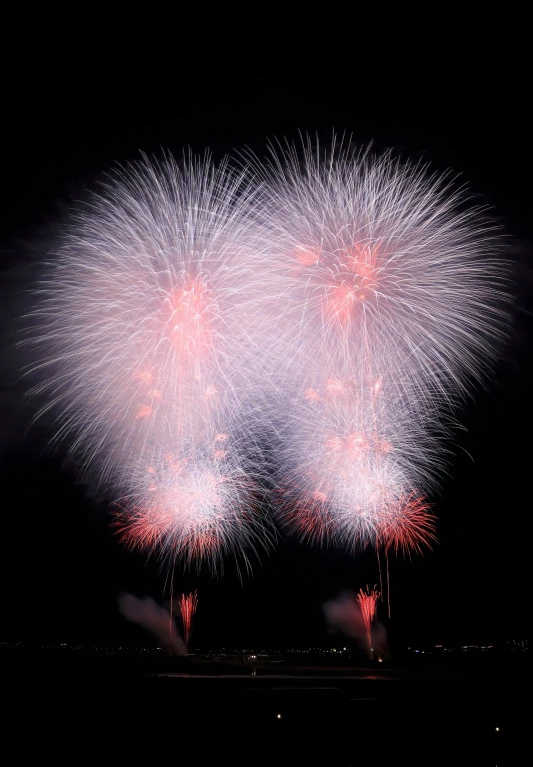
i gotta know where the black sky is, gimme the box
[0,64,531,647]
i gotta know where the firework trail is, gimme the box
[357,586,380,656]
[25,153,275,571]
[178,590,198,647]
[246,136,507,552]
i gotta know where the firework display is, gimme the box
[26,139,507,570]
[251,139,506,553]
[27,153,273,570]
[178,590,198,647]
[357,586,380,655]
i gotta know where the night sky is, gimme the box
[0,66,530,648]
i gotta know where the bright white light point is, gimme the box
[495,727,500,732]
[277,714,282,719]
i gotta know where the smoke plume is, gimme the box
[323,591,387,658]
[118,592,186,654]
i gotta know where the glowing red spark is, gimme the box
[328,283,359,324]
[135,370,153,385]
[378,493,436,555]
[357,585,380,656]
[279,482,333,546]
[326,379,344,395]
[294,247,321,266]
[178,590,198,647]
[347,242,379,278]
[135,405,153,419]
[325,436,343,451]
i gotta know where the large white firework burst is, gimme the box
[25,152,274,570]
[246,137,508,549]
[250,137,508,404]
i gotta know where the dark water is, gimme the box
[0,656,527,765]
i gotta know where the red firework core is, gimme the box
[346,242,379,279]
[167,276,211,356]
[325,242,380,324]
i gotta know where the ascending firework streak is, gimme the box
[357,586,380,657]
[179,591,198,647]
